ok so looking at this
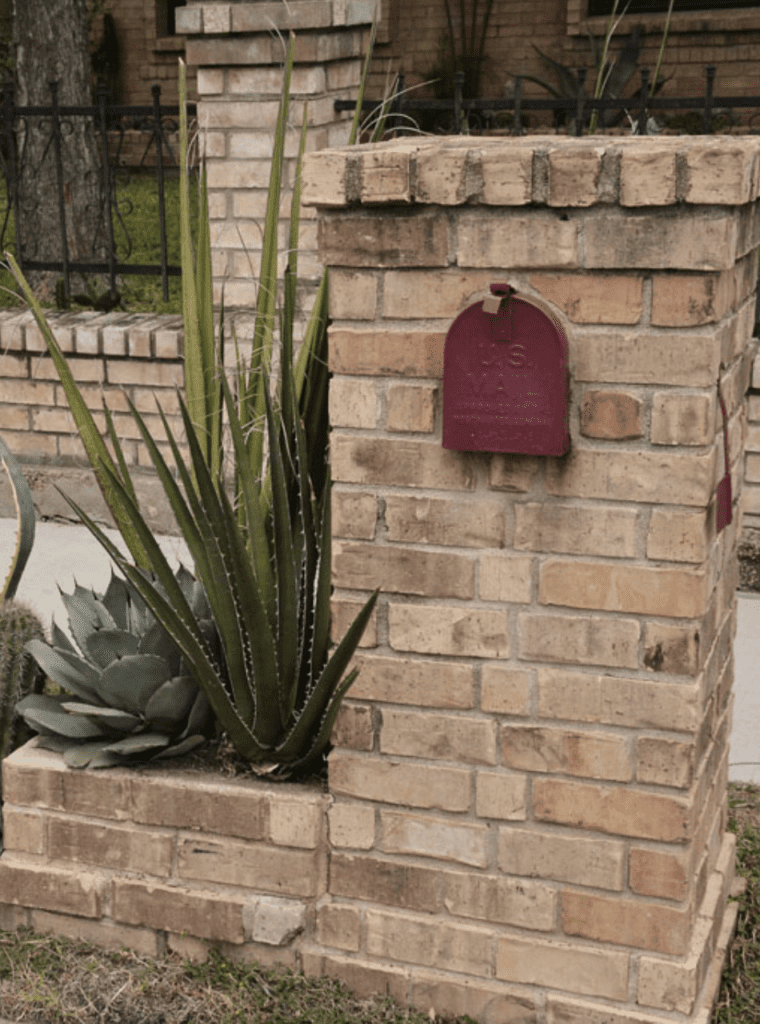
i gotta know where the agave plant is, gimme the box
[16,565,216,769]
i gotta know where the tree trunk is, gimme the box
[12,0,105,302]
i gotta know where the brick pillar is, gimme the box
[301,136,760,1024]
[177,0,374,312]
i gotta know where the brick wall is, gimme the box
[295,133,759,1023]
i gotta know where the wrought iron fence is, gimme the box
[337,65,760,138]
[0,80,197,304]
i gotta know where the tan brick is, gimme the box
[515,503,637,558]
[319,211,447,267]
[547,146,604,207]
[643,621,702,676]
[47,818,173,875]
[2,807,45,854]
[366,907,493,976]
[331,436,475,489]
[332,597,377,648]
[647,507,710,563]
[684,141,755,204]
[349,653,476,708]
[488,454,541,492]
[0,379,55,404]
[583,208,736,271]
[534,778,691,842]
[501,725,632,782]
[480,148,533,205]
[545,992,683,1024]
[107,360,183,387]
[328,270,378,320]
[637,737,695,789]
[479,553,532,603]
[496,934,628,1000]
[629,847,689,901]
[333,491,377,540]
[458,211,579,269]
[331,853,441,912]
[360,151,411,203]
[333,541,475,598]
[303,951,409,1003]
[562,889,691,954]
[409,970,538,1024]
[332,702,374,752]
[445,870,555,930]
[317,902,361,952]
[383,269,494,319]
[380,810,489,867]
[177,836,322,897]
[130,775,268,840]
[0,405,29,430]
[499,826,625,891]
[328,329,445,377]
[385,495,505,548]
[328,751,471,812]
[481,666,531,716]
[328,377,378,428]
[475,770,527,820]
[386,382,437,432]
[574,329,721,386]
[416,147,470,204]
[539,560,708,618]
[651,272,732,327]
[0,353,29,377]
[529,273,643,324]
[620,145,677,206]
[327,801,375,850]
[636,946,703,1015]
[268,795,324,849]
[651,392,713,446]
[0,860,104,918]
[579,389,643,439]
[112,878,245,944]
[380,708,497,765]
[519,613,639,669]
[390,602,509,658]
[30,909,159,957]
[544,448,715,506]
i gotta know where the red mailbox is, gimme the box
[442,284,569,456]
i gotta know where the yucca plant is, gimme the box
[16,567,216,768]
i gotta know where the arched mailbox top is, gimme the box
[442,284,569,457]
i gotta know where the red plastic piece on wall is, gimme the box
[442,284,569,456]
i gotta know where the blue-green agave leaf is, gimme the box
[104,733,170,755]
[144,676,199,732]
[138,619,182,675]
[60,703,142,732]
[102,570,131,631]
[20,705,105,739]
[24,640,102,704]
[84,629,140,669]
[59,582,118,657]
[97,654,171,715]
[51,620,77,655]
[153,734,207,759]
[64,742,126,769]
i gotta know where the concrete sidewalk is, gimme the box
[0,516,759,783]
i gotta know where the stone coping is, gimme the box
[177,0,375,36]
[301,135,760,208]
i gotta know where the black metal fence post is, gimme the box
[513,75,523,136]
[637,68,651,135]
[2,77,22,266]
[152,84,170,302]
[703,65,716,133]
[48,80,71,304]
[575,67,586,136]
[97,80,118,301]
[454,70,465,135]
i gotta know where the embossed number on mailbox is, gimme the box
[442,284,569,456]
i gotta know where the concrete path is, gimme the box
[0,516,759,783]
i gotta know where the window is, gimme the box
[589,1,760,13]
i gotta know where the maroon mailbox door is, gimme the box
[442,285,569,456]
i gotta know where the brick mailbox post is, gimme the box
[300,135,760,1024]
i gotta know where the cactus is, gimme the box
[0,600,47,787]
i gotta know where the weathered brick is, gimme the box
[684,141,755,204]
[30,909,159,957]
[328,377,378,428]
[498,826,625,891]
[629,847,689,901]
[619,145,677,206]
[0,859,104,918]
[496,934,629,1000]
[316,902,361,952]
[328,270,378,320]
[488,454,541,492]
[332,702,374,752]
[479,553,532,603]
[382,269,494,318]
[544,448,715,506]
[329,328,445,377]
[637,737,695,789]
[331,436,475,490]
[177,836,323,897]
[333,541,475,598]
[475,770,527,820]
[545,992,684,1024]
[444,870,556,930]
[302,951,409,1003]
[268,795,324,849]
[386,382,437,432]
[333,490,377,539]
[651,272,732,326]
[409,970,538,1024]
[47,818,174,875]
[457,211,579,269]
[539,560,708,618]
[390,602,509,658]
[0,379,55,404]
[647,508,710,563]
[530,273,643,324]
[533,778,692,842]
[331,853,441,912]
[651,392,714,446]
[480,148,533,205]
[385,495,505,548]
[514,503,637,558]
[107,360,184,387]
[349,653,476,708]
[561,889,691,954]
[579,389,643,439]
[380,810,489,867]
[2,807,45,855]
[130,775,269,840]
[366,907,493,976]
[643,621,702,676]
[0,353,29,378]
[328,751,471,812]
[319,211,447,267]
[359,150,411,203]
[112,878,245,944]
[416,147,470,204]
[519,613,639,669]
[380,709,497,765]
[547,146,604,207]
[480,666,531,716]
[574,329,721,386]
[332,597,377,647]
[327,801,375,849]
[501,725,632,782]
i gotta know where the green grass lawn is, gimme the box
[0,171,198,315]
